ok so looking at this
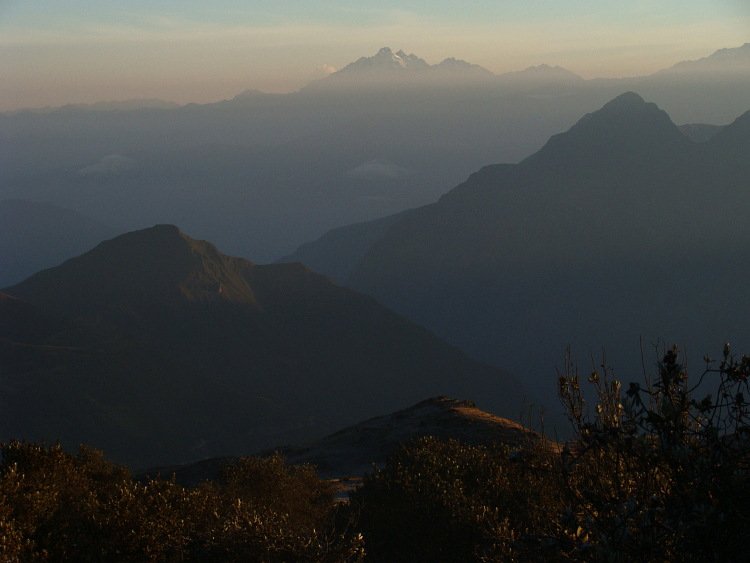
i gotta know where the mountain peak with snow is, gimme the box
[302,48,496,91]
[336,47,431,75]
[330,47,496,79]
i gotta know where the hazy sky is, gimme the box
[1,0,748,111]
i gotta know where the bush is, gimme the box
[0,443,363,562]
[350,437,561,562]
[4,343,747,562]
[554,344,750,561]
[352,345,750,562]
[203,454,363,562]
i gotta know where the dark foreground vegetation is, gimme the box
[2,346,749,562]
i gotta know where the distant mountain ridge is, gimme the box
[282,92,750,406]
[0,199,117,288]
[661,42,750,74]
[3,43,750,270]
[331,47,492,78]
[1,226,529,468]
[4,98,179,116]
[6,44,750,115]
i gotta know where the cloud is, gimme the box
[78,154,136,175]
[307,63,337,82]
[345,159,411,180]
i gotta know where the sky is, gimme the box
[1,0,748,112]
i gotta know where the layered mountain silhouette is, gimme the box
[0,199,117,287]
[660,42,750,75]
[282,92,750,405]
[4,44,749,266]
[1,226,528,468]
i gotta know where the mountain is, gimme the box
[591,43,750,124]
[140,396,550,485]
[1,226,529,468]
[4,98,179,116]
[521,91,693,170]
[660,43,750,75]
[0,199,117,287]
[496,64,585,92]
[0,291,288,470]
[3,45,749,267]
[275,210,412,283]
[316,47,582,93]
[432,57,494,76]
[273,396,551,478]
[285,93,750,406]
[336,47,432,74]
[313,47,495,88]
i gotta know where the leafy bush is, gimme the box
[204,454,363,562]
[3,344,748,562]
[554,344,750,561]
[0,443,363,562]
[352,345,750,562]
[350,437,561,562]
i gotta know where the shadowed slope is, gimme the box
[275,210,412,283]
[334,93,750,406]
[0,199,116,287]
[3,226,529,467]
[0,292,291,469]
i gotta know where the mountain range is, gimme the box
[1,226,527,468]
[2,44,749,265]
[309,47,494,87]
[279,92,750,405]
[0,199,117,287]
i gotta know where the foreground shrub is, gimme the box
[0,444,363,562]
[553,344,750,561]
[350,437,561,562]
[3,344,747,562]
[204,454,363,562]
[352,345,750,562]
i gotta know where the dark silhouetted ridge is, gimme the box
[339,93,750,412]
[524,91,693,171]
[0,199,116,288]
[705,109,750,149]
[2,225,529,468]
[4,224,258,316]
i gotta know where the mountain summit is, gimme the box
[337,47,431,74]
[2,226,528,467]
[323,47,493,83]
[286,94,750,410]
[6,224,258,315]
[524,91,693,170]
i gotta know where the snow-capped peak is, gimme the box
[336,48,432,74]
